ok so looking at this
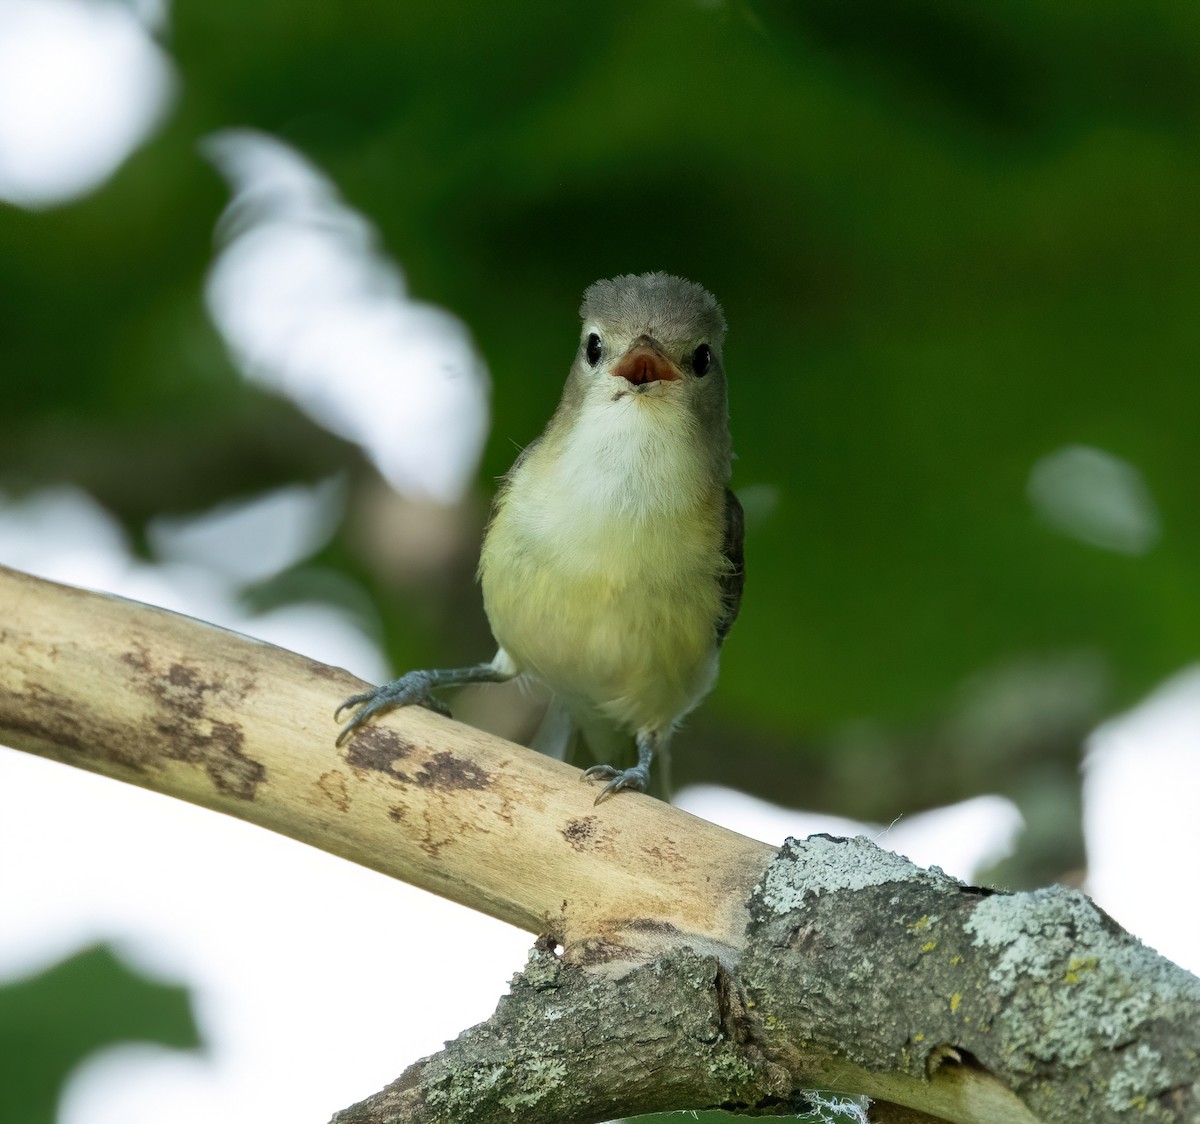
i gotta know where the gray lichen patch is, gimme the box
[755,835,957,914]
[422,1052,568,1116]
[740,836,1200,1122]
[965,887,1200,1075]
[497,1058,568,1110]
[1104,1044,1174,1116]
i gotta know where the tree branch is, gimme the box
[1,564,1196,1123]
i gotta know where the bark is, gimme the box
[0,564,1196,1124]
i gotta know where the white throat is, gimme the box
[554,388,708,520]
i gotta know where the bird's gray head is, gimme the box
[577,272,725,387]
[557,273,729,449]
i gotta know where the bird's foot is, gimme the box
[335,670,452,746]
[582,762,650,804]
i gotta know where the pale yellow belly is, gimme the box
[480,503,725,734]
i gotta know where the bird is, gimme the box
[336,272,743,802]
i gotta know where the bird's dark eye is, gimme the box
[585,332,602,367]
[692,343,712,376]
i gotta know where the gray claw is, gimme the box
[335,670,447,745]
[582,763,649,804]
[581,765,618,783]
[334,691,376,722]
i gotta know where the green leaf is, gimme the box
[0,944,201,1124]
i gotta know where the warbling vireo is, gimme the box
[336,272,744,802]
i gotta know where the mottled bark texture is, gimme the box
[1,565,1197,1124]
[333,839,1199,1124]
[742,838,1200,1123]
[332,943,836,1124]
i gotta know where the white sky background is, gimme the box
[0,0,174,209]
[0,4,1197,1122]
[203,129,490,505]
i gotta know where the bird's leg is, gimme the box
[583,728,658,804]
[335,661,514,746]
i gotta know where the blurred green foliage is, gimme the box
[0,944,199,1124]
[3,0,1198,856]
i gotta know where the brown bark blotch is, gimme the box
[1158,1085,1197,1116]
[623,918,684,936]
[318,770,350,812]
[121,643,151,674]
[641,836,686,871]
[344,725,414,775]
[571,934,640,966]
[192,719,264,799]
[562,815,600,851]
[414,750,489,791]
[785,924,825,955]
[306,660,344,681]
[122,647,265,799]
[0,688,94,762]
[714,961,752,1046]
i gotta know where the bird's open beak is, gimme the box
[613,337,679,386]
